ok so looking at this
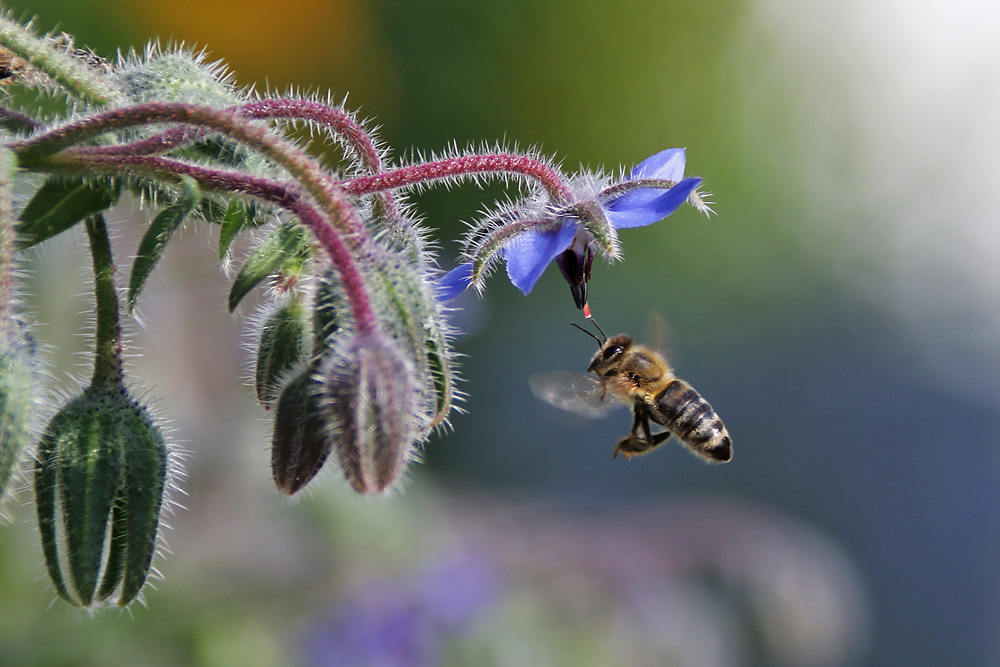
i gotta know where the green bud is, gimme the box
[254,295,309,408]
[321,251,459,437]
[34,384,168,608]
[111,48,278,187]
[295,245,461,495]
[311,269,345,354]
[323,333,417,494]
[270,370,330,494]
[113,48,240,109]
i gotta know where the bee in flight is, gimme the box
[530,320,732,463]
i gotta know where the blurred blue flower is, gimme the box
[304,552,499,667]
[306,595,435,667]
[437,148,703,309]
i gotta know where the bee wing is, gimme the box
[529,371,625,419]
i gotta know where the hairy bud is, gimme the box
[343,251,459,435]
[34,385,168,608]
[254,295,309,408]
[113,48,239,108]
[323,333,418,494]
[270,370,331,494]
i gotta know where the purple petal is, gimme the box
[436,263,473,301]
[504,219,578,295]
[605,177,702,229]
[629,148,687,181]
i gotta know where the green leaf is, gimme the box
[17,177,119,248]
[127,177,200,311]
[228,222,312,312]
[218,200,248,258]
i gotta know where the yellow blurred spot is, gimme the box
[124,0,369,86]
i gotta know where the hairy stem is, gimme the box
[341,153,573,203]
[69,126,205,157]
[239,98,399,222]
[0,17,117,105]
[13,102,380,333]
[63,152,379,334]
[0,106,40,133]
[239,100,385,175]
[84,214,124,387]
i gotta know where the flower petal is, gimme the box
[602,149,690,216]
[504,219,578,295]
[436,263,473,301]
[629,148,687,181]
[606,177,702,229]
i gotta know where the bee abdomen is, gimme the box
[653,379,732,463]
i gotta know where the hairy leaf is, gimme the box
[217,200,248,258]
[127,176,200,310]
[17,177,119,248]
[228,222,311,312]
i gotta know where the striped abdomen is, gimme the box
[650,379,732,463]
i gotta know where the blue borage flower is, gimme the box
[437,148,708,310]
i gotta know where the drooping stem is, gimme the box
[14,102,380,334]
[69,126,204,157]
[239,98,399,222]
[13,102,366,236]
[0,107,39,134]
[84,214,124,388]
[65,152,379,335]
[341,153,574,203]
[239,100,385,175]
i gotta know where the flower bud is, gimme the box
[323,333,418,494]
[349,254,459,434]
[114,48,240,109]
[270,370,331,494]
[312,269,345,353]
[34,385,168,608]
[254,295,309,408]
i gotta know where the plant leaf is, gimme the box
[217,200,248,258]
[228,222,311,312]
[17,177,119,248]
[127,176,200,311]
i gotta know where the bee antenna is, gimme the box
[588,318,607,343]
[570,321,603,347]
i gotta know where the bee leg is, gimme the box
[614,408,670,460]
[628,407,646,437]
[613,435,665,460]
[613,431,672,460]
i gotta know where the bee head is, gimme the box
[587,334,634,375]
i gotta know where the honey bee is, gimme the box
[530,320,732,463]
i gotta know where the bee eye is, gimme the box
[603,345,622,361]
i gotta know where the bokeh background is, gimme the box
[0,1,997,665]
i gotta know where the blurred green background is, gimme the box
[1,0,997,665]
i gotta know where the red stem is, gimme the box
[341,153,572,203]
[71,153,379,334]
